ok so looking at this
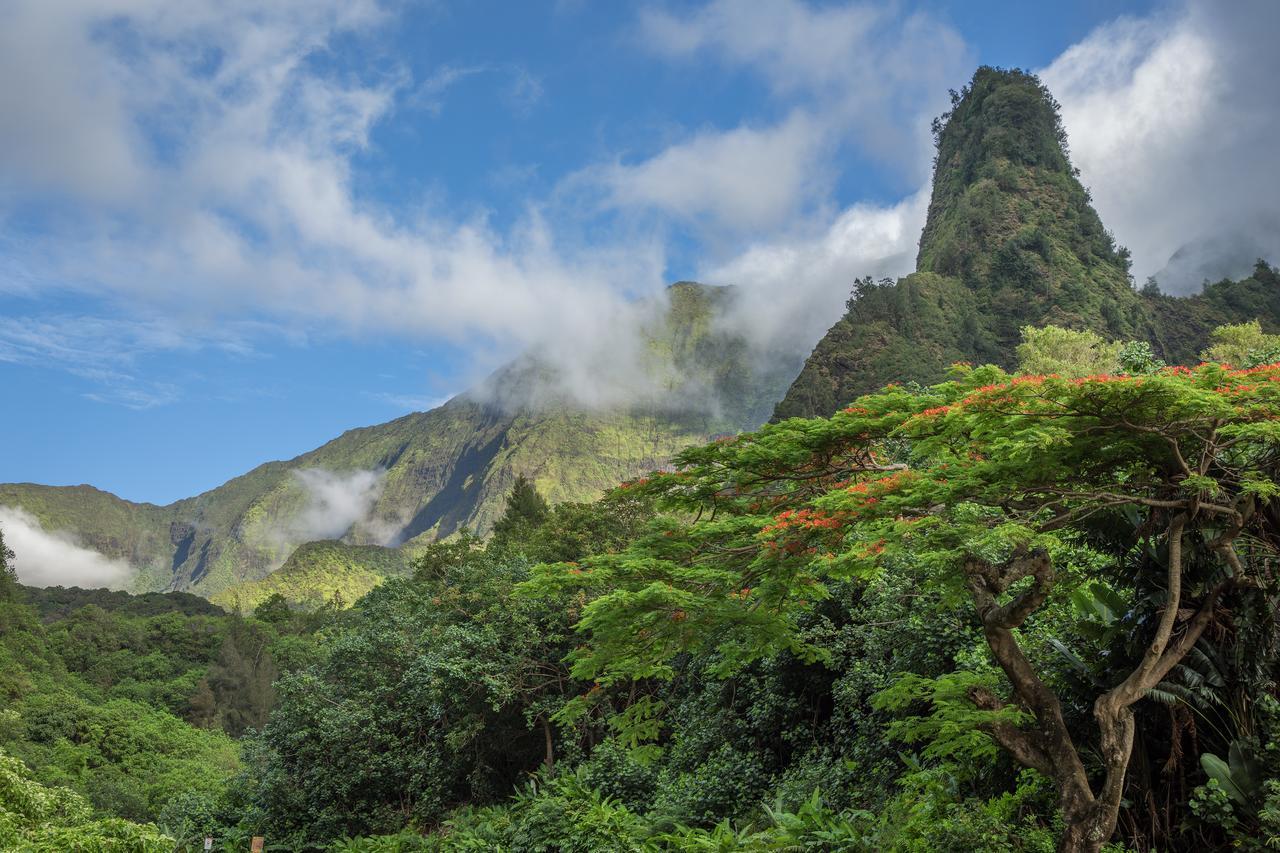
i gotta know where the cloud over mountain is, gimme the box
[0,506,132,589]
[1040,0,1280,291]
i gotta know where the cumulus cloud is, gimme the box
[0,0,665,405]
[579,113,829,235]
[5,0,1274,422]
[607,0,967,360]
[709,190,928,351]
[0,506,132,589]
[684,0,1279,346]
[286,468,387,543]
[0,0,965,413]
[1040,0,1280,292]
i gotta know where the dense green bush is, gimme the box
[0,747,173,851]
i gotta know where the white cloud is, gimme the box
[365,391,453,412]
[0,313,281,408]
[410,64,489,116]
[0,0,665,401]
[410,63,543,118]
[5,0,1274,424]
[580,113,829,234]
[709,189,927,350]
[504,67,545,115]
[0,0,967,414]
[689,0,1280,356]
[0,506,132,589]
[600,0,967,356]
[1040,0,1280,291]
[287,468,386,543]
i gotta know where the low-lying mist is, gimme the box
[285,468,390,544]
[0,505,132,589]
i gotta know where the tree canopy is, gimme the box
[527,361,1280,851]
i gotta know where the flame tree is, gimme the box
[525,362,1280,852]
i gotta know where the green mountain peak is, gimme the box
[773,67,1278,420]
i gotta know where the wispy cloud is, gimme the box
[0,0,661,394]
[1,0,1275,420]
[657,0,1279,325]
[364,390,453,412]
[503,67,544,115]
[410,64,490,116]
[410,62,544,119]
[0,313,278,408]
[638,0,970,181]
[287,468,386,542]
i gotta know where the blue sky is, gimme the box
[1,0,1276,504]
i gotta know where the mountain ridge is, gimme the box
[1,282,803,599]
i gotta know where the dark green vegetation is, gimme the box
[0,282,801,600]
[0,545,332,849]
[775,68,1280,420]
[6,66,1280,851]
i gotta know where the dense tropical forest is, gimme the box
[5,68,1280,852]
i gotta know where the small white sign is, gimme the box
[203,839,213,851]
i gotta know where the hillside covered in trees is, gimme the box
[4,66,1280,853]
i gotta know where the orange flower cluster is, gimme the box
[1228,363,1280,376]
[842,405,870,415]
[917,405,952,419]
[858,540,886,558]
[761,507,844,534]
[960,383,1017,406]
[846,470,913,496]
[1068,373,1124,386]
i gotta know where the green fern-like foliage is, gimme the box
[0,746,174,851]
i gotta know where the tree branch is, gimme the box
[969,686,1054,777]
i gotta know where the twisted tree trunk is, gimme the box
[964,518,1229,852]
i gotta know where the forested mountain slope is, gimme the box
[774,67,1279,419]
[1,283,802,598]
